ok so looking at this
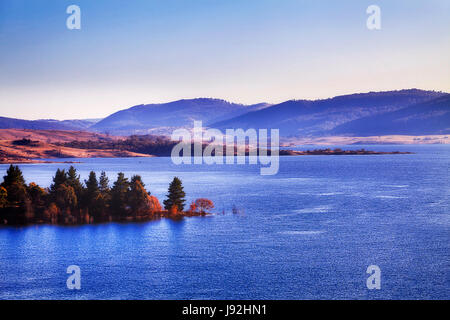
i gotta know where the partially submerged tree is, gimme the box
[189,201,197,213]
[194,198,214,213]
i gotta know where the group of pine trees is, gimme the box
[0,165,213,225]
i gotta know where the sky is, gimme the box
[0,0,449,120]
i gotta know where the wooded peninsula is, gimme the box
[0,130,413,164]
[0,165,214,226]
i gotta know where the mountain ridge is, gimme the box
[91,98,271,135]
[210,89,448,136]
[0,117,99,131]
[330,94,450,136]
[1,89,448,137]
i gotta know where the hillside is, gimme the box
[91,98,270,135]
[0,117,99,131]
[1,90,448,138]
[0,129,150,163]
[210,89,447,137]
[0,129,119,143]
[330,94,450,136]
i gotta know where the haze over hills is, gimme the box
[0,89,448,138]
[91,98,271,135]
[211,89,449,137]
[0,117,99,131]
[330,94,450,136]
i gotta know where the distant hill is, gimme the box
[0,129,118,143]
[330,94,450,136]
[91,98,270,135]
[0,117,99,131]
[0,129,148,164]
[2,89,448,138]
[210,89,447,137]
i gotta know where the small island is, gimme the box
[279,148,413,156]
[0,165,214,226]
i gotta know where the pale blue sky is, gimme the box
[0,0,449,120]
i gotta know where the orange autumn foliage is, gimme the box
[194,198,214,213]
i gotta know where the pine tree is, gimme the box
[50,169,68,197]
[163,177,186,212]
[66,166,83,199]
[129,179,150,217]
[99,171,110,194]
[84,171,99,213]
[85,172,99,197]
[1,165,28,205]
[97,171,111,218]
[130,175,146,189]
[110,172,130,217]
[2,165,25,188]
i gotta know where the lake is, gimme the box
[0,145,449,299]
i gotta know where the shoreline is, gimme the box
[0,159,83,164]
[0,148,414,164]
[279,149,414,156]
[1,211,211,227]
[2,129,448,164]
[0,165,212,227]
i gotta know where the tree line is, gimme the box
[59,135,176,156]
[58,135,252,157]
[0,165,214,225]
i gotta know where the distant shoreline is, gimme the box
[0,149,414,164]
[2,128,448,164]
[279,148,413,156]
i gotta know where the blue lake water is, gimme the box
[0,145,449,299]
